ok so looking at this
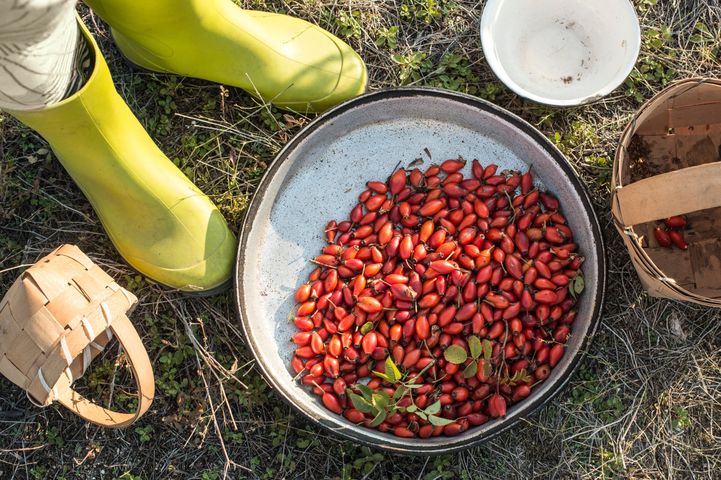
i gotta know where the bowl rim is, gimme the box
[479,0,642,106]
[234,87,607,454]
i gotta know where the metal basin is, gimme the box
[234,88,606,454]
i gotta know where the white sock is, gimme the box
[0,0,79,111]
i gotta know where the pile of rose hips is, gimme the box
[653,216,688,250]
[290,158,584,438]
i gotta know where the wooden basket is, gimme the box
[612,78,721,306]
[0,245,154,427]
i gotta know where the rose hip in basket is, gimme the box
[289,159,585,438]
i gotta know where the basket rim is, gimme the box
[611,77,721,306]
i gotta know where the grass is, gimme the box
[1,0,720,478]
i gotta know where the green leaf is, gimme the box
[416,411,428,420]
[517,368,532,384]
[356,384,373,401]
[695,21,712,36]
[428,415,455,426]
[425,400,441,415]
[406,404,417,413]
[393,385,407,401]
[482,339,493,361]
[443,345,468,364]
[348,392,373,413]
[372,370,391,382]
[372,392,389,411]
[468,336,482,360]
[369,409,387,427]
[573,274,585,295]
[483,360,493,379]
[385,357,401,383]
[463,361,478,378]
[360,322,374,335]
[501,368,532,386]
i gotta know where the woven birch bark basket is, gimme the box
[612,78,721,306]
[0,245,154,427]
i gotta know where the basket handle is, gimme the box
[56,312,154,428]
[613,162,721,226]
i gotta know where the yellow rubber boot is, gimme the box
[7,20,236,294]
[83,0,367,113]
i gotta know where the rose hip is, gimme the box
[289,160,583,438]
[664,215,687,229]
[322,393,343,414]
[654,227,672,248]
[668,229,688,250]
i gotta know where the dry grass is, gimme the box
[1,0,720,478]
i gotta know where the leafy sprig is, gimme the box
[499,369,533,387]
[348,384,392,427]
[407,399,454,426]
[443,335,493,379]
[347,357,452,426]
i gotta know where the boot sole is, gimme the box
[180,276,233,297]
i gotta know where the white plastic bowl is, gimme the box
[480,0,641,106]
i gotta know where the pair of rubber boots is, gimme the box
[7,0,367,294]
